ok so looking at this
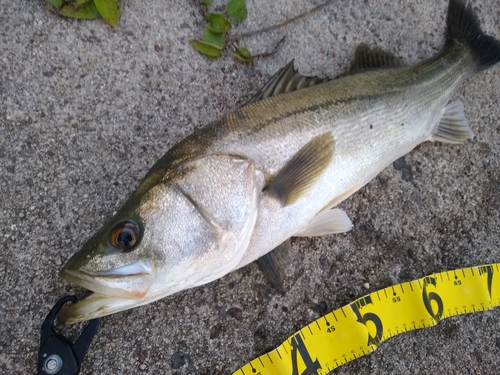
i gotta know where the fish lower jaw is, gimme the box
[57,292,148,324]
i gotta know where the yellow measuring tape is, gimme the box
[234,263,500,375]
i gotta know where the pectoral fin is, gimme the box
[431,100,474,144]
[265,133,335,206]
[257,240,291,293]
[296,208,353,237]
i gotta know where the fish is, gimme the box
[58,0,500,324]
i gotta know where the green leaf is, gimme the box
[226,0,247,21]
[94,0,119,28]
[189,39,223,58]
[60,2,101,19]
[203,0,211,11]
[75,0,93,6]
[203,29,225,47]
[206,13,232,34]
[234,47,253,62]
[45,0,63,8]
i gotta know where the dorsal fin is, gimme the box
[245,60,330,105]
[349,43,404,73]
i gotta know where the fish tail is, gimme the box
[447,0,500,72]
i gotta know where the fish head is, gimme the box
[58,192,159,323]
[59,154,259,324]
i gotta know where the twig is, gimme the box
[234,0,334,39]
[251,35,287,59]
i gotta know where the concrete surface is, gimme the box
[1,0,499,374]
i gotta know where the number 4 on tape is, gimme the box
[290,333,320,375]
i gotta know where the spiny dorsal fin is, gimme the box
[245,60,330,105]
[256,239,291,293]
[265,132,335,206]
[349,43,404,73]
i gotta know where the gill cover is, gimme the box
[146,154,259,288]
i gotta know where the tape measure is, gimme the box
[234,263,500,375]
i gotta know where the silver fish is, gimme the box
[59,0,500,323]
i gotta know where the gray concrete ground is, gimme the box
[1,0,499,374]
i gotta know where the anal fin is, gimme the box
[256,240,291,293]
[296,208,353,237]
[265,133,335,206]
[431,100,474,144]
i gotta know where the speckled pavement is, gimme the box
[1,1,499,374]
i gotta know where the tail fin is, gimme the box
[447,0,500,71]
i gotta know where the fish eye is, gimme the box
[110,221,140,251]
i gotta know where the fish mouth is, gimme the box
[58,259,155,324]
